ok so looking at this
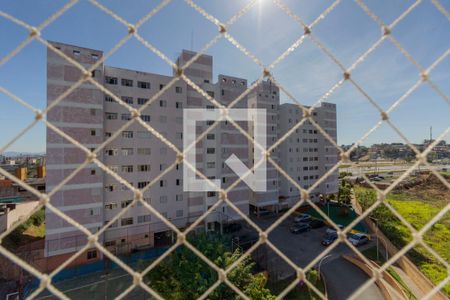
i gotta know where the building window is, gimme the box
[104,240,116,247]
[138,165,151,172]
[159,84,164,90]
[207,162,215,168]
[207,191,216,197]
[176,194,183,201]
[105,76,118,85]
[90,169,96,175]
[141,115,151,122]
[160,180,166,187]
[87,250,97,260]
[137,81,150,89]
[207,91,214,98]
[176,102,183,108]
[137,181,149,189]
[121,200,132,208]
[160,196,168,203]
[176,210,183,217]
[137,215,151,223]
[176,132,183,140]
[90,108,96,116]
[122,131,133,138]
[91,53,99,60]
[137,148,151,155]
[105,185,115,192]
[159,100,167,107]
[137,98,149,105]
[105,112,118,120]
[104,203,118,209]
[73,50,81,57]
[89,207,100,216]
[108,166,119,173]
[206,148,215,154]
[206,134,215,140]
[122,148,134,156]
[121,78,133,87]
[105,96,115,102]
[175,86,182,93]
[90,130,96,136]
[121,217,133,226]
[121,165,133,173]
[176,179,181,186]
[121,113,131,121]
[137,131,151,139]
[121,96,133,105]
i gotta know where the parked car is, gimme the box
[309,219,325,229]
[348,233,369,246]
[326,224,344,235]
[294,213,312,223]
[290,223,311,234]
[321,232,337,246]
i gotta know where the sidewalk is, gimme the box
[390,265,424,299]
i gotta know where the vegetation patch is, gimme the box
[5,208,45,246]
[144,233,275,300]
[267,270,325,300]
[355,186,450,296]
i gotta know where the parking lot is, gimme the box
[250,213,384,300]
[252,213,359,267]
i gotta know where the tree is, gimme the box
[337,180,353,216]
[144,233,275,300]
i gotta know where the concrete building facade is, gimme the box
[45,41,337,260]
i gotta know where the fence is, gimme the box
[0,0,449,299]
[22,246,168,298]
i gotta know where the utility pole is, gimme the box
[430,126,432,143]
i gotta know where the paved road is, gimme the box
[322,258,383,300]
[251,215,384,300]
[340,163,449,175]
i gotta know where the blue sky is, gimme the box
[0,0,449,153]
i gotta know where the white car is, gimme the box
[294,213,312,223]
[348,233,369,246]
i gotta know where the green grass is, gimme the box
[305,204,367,233]
[355,187,450,296]
[4,208,45,247]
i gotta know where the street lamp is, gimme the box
[370,216,388,261]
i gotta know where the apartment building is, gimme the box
[45,41,337,260]
[248,80,281,215]
[278,103,339,207]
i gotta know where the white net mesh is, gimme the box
[0,0,449,299]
